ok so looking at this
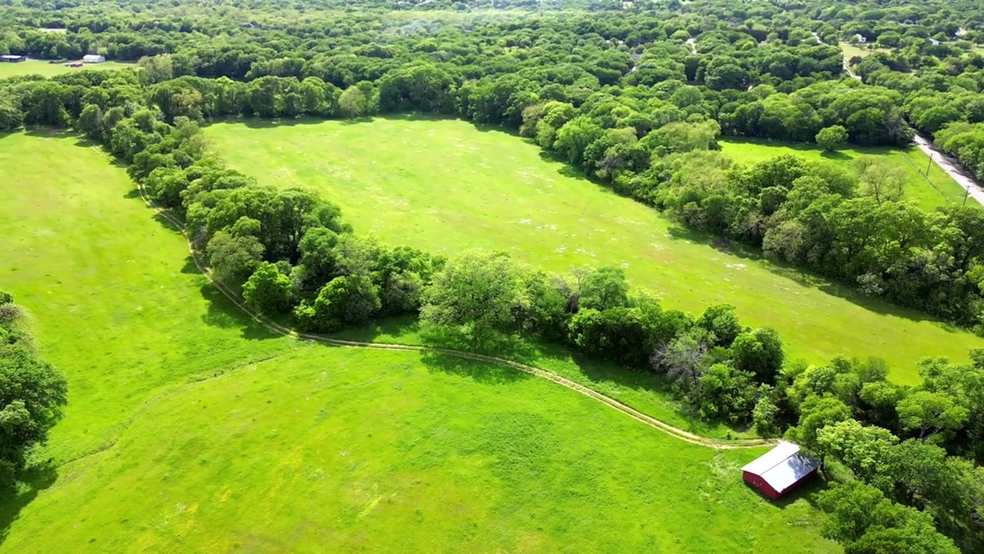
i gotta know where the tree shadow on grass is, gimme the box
[335,319,753,436]
[196,283,280,341]
[816,282,957,328]
[418,326,540,366]
[179,257,200,275]
[420,350,532,385]
[536,148,599,181]
[767,473,826,511]
[22,127,76,139]
[664,224,766,263]
[213,116,343,131]
[0,462,58,547]
[820,150,852,161]
[203,113,523,138]
[540,345,734,437]
[663,224,956,327]
[330,314,421,344]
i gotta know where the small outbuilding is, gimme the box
[1,54,26,63]
[82,54,105,64]
[742,441,820,500]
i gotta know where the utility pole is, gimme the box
[926,152,933,177]
[964,186,970,206]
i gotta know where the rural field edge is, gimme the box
[74,142,776,449]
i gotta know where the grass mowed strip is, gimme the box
[0,131,296,464]
[206,117,984,382]
[720,137,971,211]
[0,347,837,553]
[0,60,133,79]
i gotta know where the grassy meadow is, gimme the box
[0,131,839,552]
[0,345,837,553]
[206,117,984,383]
[0,60,133,79]
[839,42,889,61]
[0,131,298,463]
[720,138,971,211]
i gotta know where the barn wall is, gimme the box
[742,470,780,500]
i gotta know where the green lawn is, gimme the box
[206,117,984,383]
[720,137,971,211]
[0,60,133,79]
[839,41,888,61]
[0,131,837,552]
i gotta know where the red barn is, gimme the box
[742,441,820,500]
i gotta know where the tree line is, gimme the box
[0,291,68,487]
[6,60,983,332]
[4,2,984,332]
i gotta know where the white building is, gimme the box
[82,54,105,63]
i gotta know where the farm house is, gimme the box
[82,54,105,63]
[741,442,820,500]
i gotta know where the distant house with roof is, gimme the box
[741,442,820,500]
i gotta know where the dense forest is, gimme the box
[3,0,984,552]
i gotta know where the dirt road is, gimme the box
[912,134,984,207]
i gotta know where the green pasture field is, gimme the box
[720,137,972,211]
[0,132,837,552]
[0,130,754,444]
[839,41,887,61]
[0,345,837,553]
[0,131,298,464]
[0,60,133,79]
[206,117,984,383]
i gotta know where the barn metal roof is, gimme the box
[742,441,800,475]
[742,441,820,494]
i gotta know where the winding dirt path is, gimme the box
[91,144,774,450]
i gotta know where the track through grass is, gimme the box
[0,131,837,553]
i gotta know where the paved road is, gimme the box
[834,40,983,206]
[912,134,984,207]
